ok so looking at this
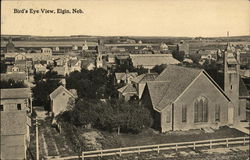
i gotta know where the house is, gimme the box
[68,59,82,72]
[141,65,234,132]
[0,88,31,160]
[0,73,27,82]
[41,48,52,54]
[131,73,158,99]
[82,41,88,51]
[115,72,138,84]
[15,53,26,61]
[5,38,16,53]
[53,66,68,76]
[34,63,48,73]
[130,54,180,69]
[118,84,137,101]
[177,40,189,55]
[49,85,77,116]
[81,59,95,71]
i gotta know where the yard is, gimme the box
[99,126,247,149]
[27,115,248,159]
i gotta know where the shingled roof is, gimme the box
[146,65,230,111]
[149,65,202,111]
[0,111,27,135]
[130,54,180,69]
[118,84,137,95]
[0,88,30,99]
[50,85,76,100]
[131,73,158,84]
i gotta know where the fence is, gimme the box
[48,136,249,160]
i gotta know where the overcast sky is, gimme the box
[1,0,250,37]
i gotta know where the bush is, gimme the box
[57,99,153,134]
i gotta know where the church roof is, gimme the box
[145,65,229,111]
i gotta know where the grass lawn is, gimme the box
[98,126,247,149]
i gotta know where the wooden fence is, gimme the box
[48,136,249,160]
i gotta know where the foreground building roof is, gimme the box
[0,88,30,99]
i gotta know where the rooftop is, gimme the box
[0,88,30,99]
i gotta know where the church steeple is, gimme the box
[224,42,240,124]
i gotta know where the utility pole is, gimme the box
[36,117,39,160]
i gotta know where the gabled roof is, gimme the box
[0,111,27,135]
[53,66,66,75]
[68,59,79,66]
[1,88,30,99]
[81,59,95,69]
[130,54,180,68]
[118,84,137,95]
[146,65,230,111]
[131,73,158,84]
[0,73,26,81]
[50,85,76,100]
[115,72,138,81]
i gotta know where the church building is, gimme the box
[141,44,246,132]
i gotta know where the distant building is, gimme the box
[131,73,158,99]
[115,72,138,84]
[50,85,77,116]
[0,88,31,160]
[15,53,26,61]
[72,45,78,51]
[160,43,169,51]
[118,84,137,101]
[5,37,15,53]
[81,59,95,71]
[34,63,48,73]
[68,59,82,72]
[130,54,180,69]
[177,40,189,55]
[82,41,88,51]
[41,48,52,54]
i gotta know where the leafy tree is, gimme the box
[172,50,185,62]
[66,68,114,99]
[151,64,167,74]
[58,99,153,134]
[32,71,61,110]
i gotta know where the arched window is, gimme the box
[194,96,208,123]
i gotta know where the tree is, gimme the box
[57,99,153,134]
[172,50,185,62]
[151,64,167,74]
[32,71,61,110]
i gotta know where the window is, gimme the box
[182,105,187,122]
[0,105,3,111]
[238,106,241,116]
[215,105,220,122]
[166,111,171,123]
[17,104,21,110]
[194,96,208,123]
